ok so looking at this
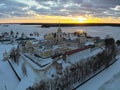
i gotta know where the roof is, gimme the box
[16,38,35,41]
[0,39,10,42]
[65,46,91,56]
[85,41,94,46]
[95,39,105,43]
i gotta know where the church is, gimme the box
[45,25,63,46]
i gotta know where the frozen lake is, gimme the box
[0,24,120,40]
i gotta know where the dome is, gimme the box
[57,27,62,33]
[26,40,32,46]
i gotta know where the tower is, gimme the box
[78,34,86,48]
[56,24,63,44]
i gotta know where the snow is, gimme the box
[77,55,120,90]
[68,47,103,64]
[15,53,46,90]
[89,47,103,57]
[57,60,63,64]
[84,41,94,46]
[0,44,40,90]
[9,57,25,79]
[62,61,71,69]
[0,44,19,90]
[20,53,42,70]
[46,67,57,79]
[20,53,53,71]
[99,72,120,90]
[0,41,104,90]
[0,25,120,90]
[30,35,44,41]
[0,25,120,40]
[16,62,38,90]
[24,53,53,68]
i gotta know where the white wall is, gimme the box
[68,48,90,63]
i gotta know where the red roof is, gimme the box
[65,46,90,56]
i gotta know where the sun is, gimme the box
[77,17,87,23]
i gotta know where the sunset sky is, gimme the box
[0,0,120,23]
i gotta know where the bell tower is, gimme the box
[56,24,63,44]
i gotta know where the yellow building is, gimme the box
[45,27,63,45]
[34,48,53,58]
[25,40,34,53]
[56,60,62,75]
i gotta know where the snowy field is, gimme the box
[0,24,120,90]
[0,44,42,90]
[0,45,19,90]
[99,71,120,90]
[77,55,120,90]
[0,24,120,40]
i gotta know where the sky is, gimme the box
[0,0,120,23]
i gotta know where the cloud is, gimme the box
[0,0,29,18]
[0,0,120,19]
[111,5,120,11]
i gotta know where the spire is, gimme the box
[58,22,60,28]
[57,22,62,32]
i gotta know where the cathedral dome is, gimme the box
[57,27,62,33]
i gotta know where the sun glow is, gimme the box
[77,17,87,23]
[76,30,85,34]
[0,15,120,23]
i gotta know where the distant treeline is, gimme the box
[19,23,120,27]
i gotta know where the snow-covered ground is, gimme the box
[0,44,52,90]
[77,55,120,90]
[99,71,120,90]
[0,44,19,90]
[0,24,120,90]
[0,24,120,40]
